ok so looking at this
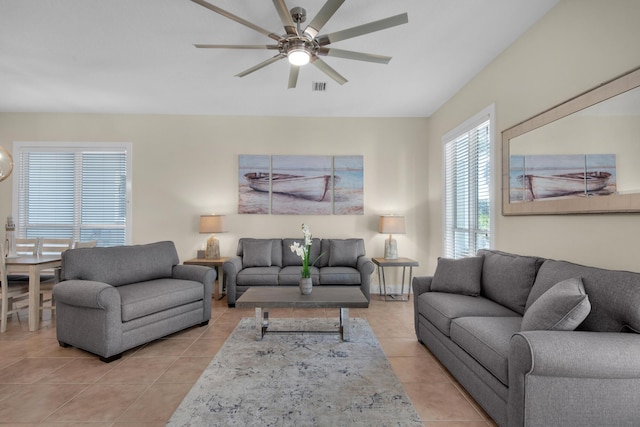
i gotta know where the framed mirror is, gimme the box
[502,66,640,215]
[0,145,13,183]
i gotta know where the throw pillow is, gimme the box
[431,256,483,296]
[328,239,359,268]
[520,277,591,331]
[242,240,273,268]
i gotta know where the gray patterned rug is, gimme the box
[168,317,422,427]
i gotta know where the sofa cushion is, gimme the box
[237,238,283,268]
[282,238,322,267]
[317,239,365,268]
[450,316,522,386]
[278,266,320,285]
[62,241,179,287]
[477,249,543,315]
[521,277,591,331]
[527,260,640,333]
[319,267,361,285]
[418,292,520,337]
[242,240,273,267]
[431,257,483,296]
[237,267,281,286]
[118,278,203,322]
[328,239,359,268]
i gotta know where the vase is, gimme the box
[299,277,313,295]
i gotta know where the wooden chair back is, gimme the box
[74,240,97,249]
[15,238,38,256]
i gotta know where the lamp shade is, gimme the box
[199,215,225,234]
[378,215,406,234]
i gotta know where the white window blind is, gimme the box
[443,109,493,258]
[13,143,131,247]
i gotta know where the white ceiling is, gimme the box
[0,0,559,117]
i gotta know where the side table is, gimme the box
[372,257,419,301]
[183,257,230,300]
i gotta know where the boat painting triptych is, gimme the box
[509,154,616,202]
[238,155,364,215]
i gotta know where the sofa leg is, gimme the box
[228,303,235,308]
[100,353,122,363]
[200,320,209,327]
[58,341,71,348]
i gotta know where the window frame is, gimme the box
[442,104,496,258]
[12,142,133,246]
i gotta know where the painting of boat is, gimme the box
[522,171,611,199]
[244,172,331,201]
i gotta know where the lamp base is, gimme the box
[384,238,398,260]
[205,236,220,259]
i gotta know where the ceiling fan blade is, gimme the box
[195,44,279,50]
[288,66,300,89]
[272,0,297,36]
[311,57,347,85]
[191,0,283,42]
[303,0,345,39]
[317,47,391,64]
[235,54,286,78]
[316,13,408,46]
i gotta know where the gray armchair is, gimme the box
[54,241,215,362]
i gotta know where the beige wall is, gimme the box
[0,114,429,286]
[426,0,640,273]
[3,0,640,284]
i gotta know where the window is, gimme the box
[13,143,132,247]
[443,105,494,258]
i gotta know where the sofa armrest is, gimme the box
[412,276,433,295]
[223,256,244,306]
[509,331,640,426]
[412,276,433,338]
[172,264,216,320]
[54,280,120,310]
[54,280,123,358]
[172,264,216,285]
[357,256,375,302]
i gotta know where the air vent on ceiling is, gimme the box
[312,82,327,92]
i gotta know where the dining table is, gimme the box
[5,255,62,331]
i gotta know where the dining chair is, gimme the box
[15,238,38,256]
[5,238,38,282]
[74,240,97,249]
[38,238,73,256]
[37,238,72,314]
[1,245,29,333]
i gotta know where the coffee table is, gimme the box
[235,286,369,341]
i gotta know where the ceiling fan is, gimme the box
[190,0,408,88]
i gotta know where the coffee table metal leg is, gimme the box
[340,307,351,341]
[255,307,269,340]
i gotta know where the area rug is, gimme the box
[168,317,422,426]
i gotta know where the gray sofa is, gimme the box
[223,238,374,306]
[54,241,216,362]
[413,249,640,427]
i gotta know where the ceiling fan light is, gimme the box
[288,48,310,66]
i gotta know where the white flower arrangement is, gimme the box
[290,223,314,279]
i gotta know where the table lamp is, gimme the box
[199,214,225,259]
[378,215,405,259]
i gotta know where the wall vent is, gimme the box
[312,82,327,92]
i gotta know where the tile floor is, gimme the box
[0,293,497,426]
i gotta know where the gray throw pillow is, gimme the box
[242,240,272,268]
[431,257,483,296]
[521,277,591,331]
[328,240,359,267]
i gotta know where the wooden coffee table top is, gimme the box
[236,286,369,309]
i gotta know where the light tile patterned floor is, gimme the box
[0,293,497,426]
